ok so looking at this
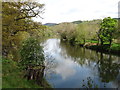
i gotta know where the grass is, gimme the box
[111,43,120,51]
[85,40,120,55]
[86,40,98,43]
[86,40,120,51]
[2,58,42,88]
[74,39,120,55]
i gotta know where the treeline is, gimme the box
[51,19,101,44]
[51,18,120,48]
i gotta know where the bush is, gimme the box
[20,37,44,69]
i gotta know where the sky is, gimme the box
[33,0,120,24]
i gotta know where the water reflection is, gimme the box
[98,53,120,83]
[82,77,100,88]
[42,39,120,88]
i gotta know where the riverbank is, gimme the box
[2,58,51,88]
[80,42,120,56]
[61,39,120,56]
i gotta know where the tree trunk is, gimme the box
[100,39,104,46]
[25,65,45,86]
[83,38,86,45]
[97,38,100,45]
[109,39,112,47]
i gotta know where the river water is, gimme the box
[42,38,120,88]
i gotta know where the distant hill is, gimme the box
[113,18,120,20]
[72,20,82,24]
[44,23,58,26]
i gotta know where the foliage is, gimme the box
[98,17,118,46]
[20,38,44,69]
[2,1,45,60]
[41,26,57,38]
[49,20,101,45]
[75,20,101,44]
[76,22,90,44]
[54,22,77,42]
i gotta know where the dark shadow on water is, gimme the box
[98,53,120,83]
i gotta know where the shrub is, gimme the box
[20,37,44,69]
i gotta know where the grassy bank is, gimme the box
[2,58,50,88]
[81,41,120,56]
[61,38,120,56]
[88,44,120,55]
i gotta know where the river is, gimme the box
[42,38,120,88]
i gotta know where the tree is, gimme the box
[98,17,117,46]
[2,1,45,59]
[76,22,89,44]
[76,20,101,45]
[56,22,77,42]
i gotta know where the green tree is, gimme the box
[2,1,45,59]
[98,17,117,46]
[76,20,101,45]
[76,22,89,44]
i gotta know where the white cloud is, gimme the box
[33,0,120,24]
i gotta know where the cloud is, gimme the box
[33,0,120,24]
